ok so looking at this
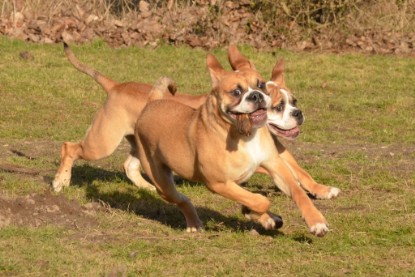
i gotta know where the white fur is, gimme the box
[245,132,270,165]
[267,88,298,131]
[327,187,341,199]
[124,155,155,190]
[232,88,271,114]
[232,133,270,183]
[310,223,329,237]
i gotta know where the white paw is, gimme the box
[263,218,276,230]
[186,227,203,233]
[134,182,156,191]
[310,223,329,237]
[259,213,283,230]
[327,187,340,199]
[52,175,70,192]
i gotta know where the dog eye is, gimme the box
[275,101,284,112]
[257,81,266,89]
[231,89,242,97]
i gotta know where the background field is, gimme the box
[0,37,414,276]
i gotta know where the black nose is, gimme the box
[292,109,303,122]
[246,91,264,103]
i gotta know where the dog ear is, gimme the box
[266,81,282,103]
[228,44,256,71]
[271,59,285,87]
[207,53,225,87]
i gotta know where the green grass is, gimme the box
[0,36,414,276]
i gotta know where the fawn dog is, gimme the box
[53,44,339,236]
[134,53,330,236]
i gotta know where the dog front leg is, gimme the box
[140,159,202,232]
[158,188,203,233]
[207,181,282,230]
[262,158,329,237]
[274,139,340,199]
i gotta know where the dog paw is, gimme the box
[243,208,283,230]
[262,213,284,230]
[310,223,329,237]
[314,186,341,199]
[186,227,203,233]
[327,187,340,199]
[261,216,283,230]
[52,175,70,192]
[135,182,156,191]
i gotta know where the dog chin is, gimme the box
[268,123,300,140]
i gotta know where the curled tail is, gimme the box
[148,77,177,101]
[63,42,117,93]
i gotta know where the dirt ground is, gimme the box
[0,190,103,228]
[0,139,112,230]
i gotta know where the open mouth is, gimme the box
[228,108,267,126]
[268,124,300,139]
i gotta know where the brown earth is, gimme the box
[0,190,104,229]
[1,0,414,55]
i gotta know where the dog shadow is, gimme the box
[65,164,201,188]
[55,164,284,236]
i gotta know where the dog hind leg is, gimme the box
[123,155,155,191]
[52,142,82,192]
[53,116,126,192]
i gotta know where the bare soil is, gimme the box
[0,190,103,229]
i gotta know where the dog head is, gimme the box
[266,59,303,140]
[206,51,270,136]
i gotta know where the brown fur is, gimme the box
[134,52,331,236]
[236,113,253,136]
[53,44,338,236]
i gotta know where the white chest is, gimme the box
[244,134,269,166]
[224,132,272,184]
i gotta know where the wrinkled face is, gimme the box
[266,81,303,140]
[217,71,271,135]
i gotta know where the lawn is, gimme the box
[0,37,414,276]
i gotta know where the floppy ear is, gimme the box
[207,53,225,87]
[271,59,285,87]
[228,44,256,71]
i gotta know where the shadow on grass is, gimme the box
[57,164,284,237]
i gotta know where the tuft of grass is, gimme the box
[0,37,414,276]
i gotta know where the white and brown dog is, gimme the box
[134,53,330,236]
[227,46,339,200]
[251,58,340,200]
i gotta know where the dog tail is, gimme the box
[63,42,117,94]
[148,77,177,101]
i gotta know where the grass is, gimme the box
[0,36,414,276]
